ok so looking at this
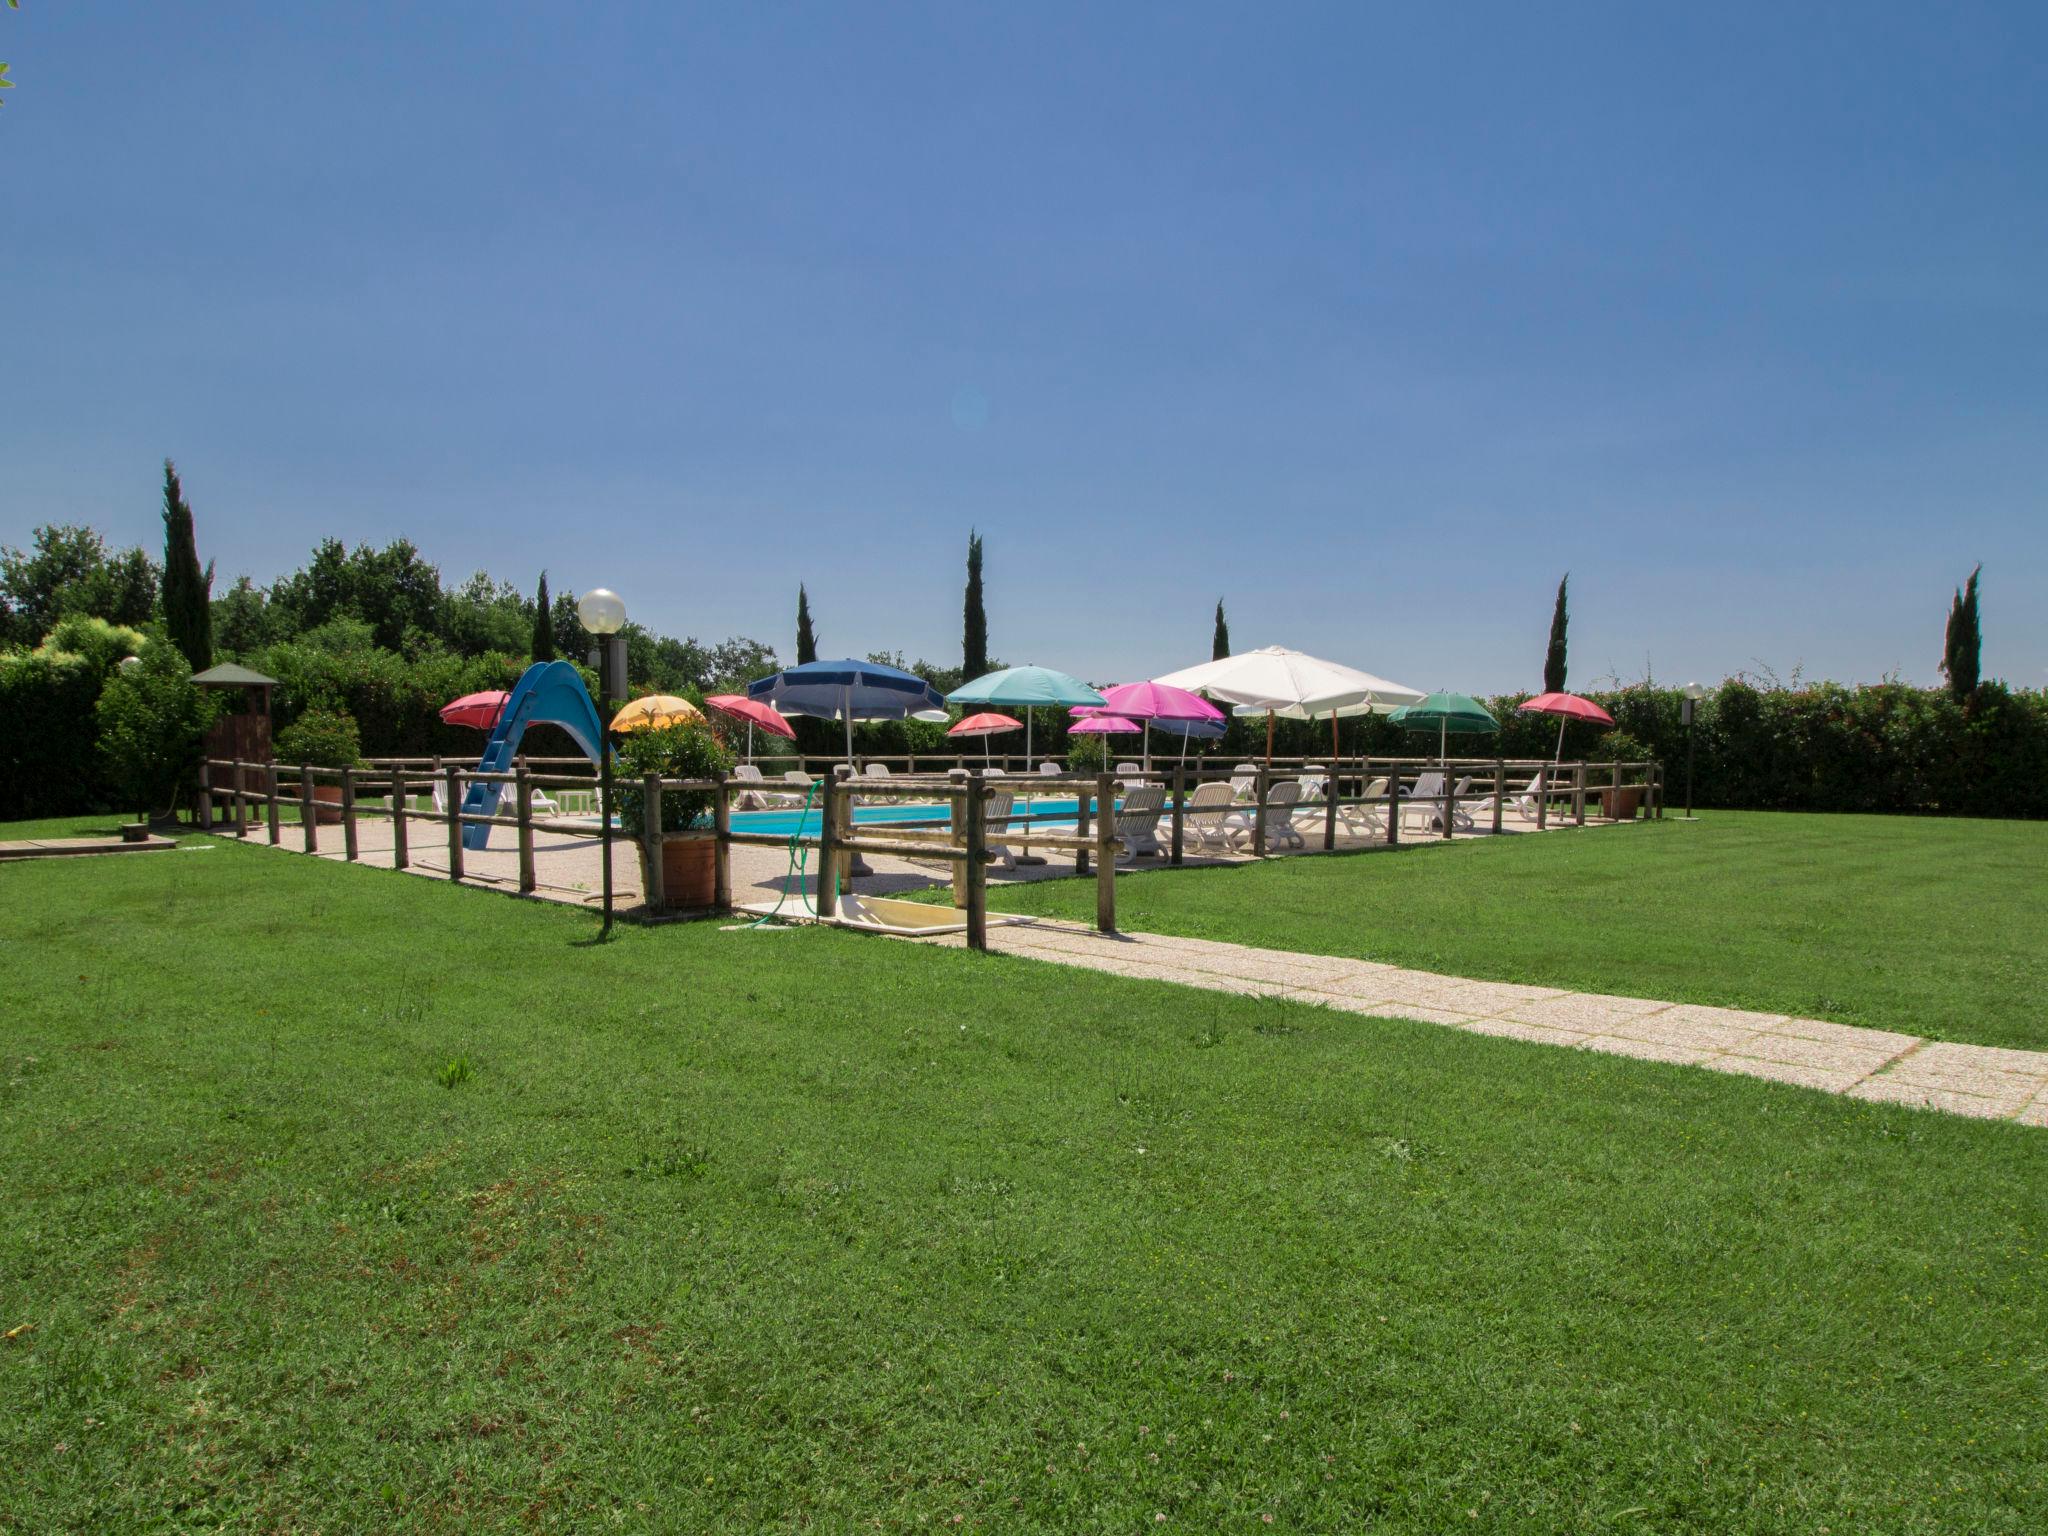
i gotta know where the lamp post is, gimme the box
[578,588,627,935]
[1682,681,1706,820]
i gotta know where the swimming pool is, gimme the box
[731,795,1088,840]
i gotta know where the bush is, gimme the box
[94,642,222,816]
[613,723,737,835]
[275,708,363,770]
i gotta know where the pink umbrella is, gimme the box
[705,693,797,762]
[1069,710,1141,771]
[440,690,510,730]
[1091,682,1223,770]
[1518,691,1615,761]
[948,710,1024,765]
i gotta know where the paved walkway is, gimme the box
[931,920,2048,1127]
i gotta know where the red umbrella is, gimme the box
[1518,691,1615,760]
[948,710,1023,766]
[440,690,510,730]
[704,693,797,762]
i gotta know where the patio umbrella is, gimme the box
[704,693,796,763]
[440,690,510,730]
[1517,691,1615,762]
[1388,691,1498,764]
[948,711,1023,765]
[949,665,1107,768]
[610,695,707,734]
[746,657,947,766]
[1155,646,1424,764]
[1068,711,1142,773]
[1092,681,1225,771]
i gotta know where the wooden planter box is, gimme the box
[1598,785,1644,822]
[642,834,717,912]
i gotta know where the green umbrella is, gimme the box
[1388,691,1497,763]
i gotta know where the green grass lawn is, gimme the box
[951,810,2048,1052]
[2,828,2044,1531]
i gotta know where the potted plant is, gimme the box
[614,721,737,912]
[1593,729,1650,820]
[275,708,363,824]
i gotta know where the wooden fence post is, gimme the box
[1386,765,1401,846]
[299,768,317,853]
[445,765,464,882]
[964,770,988,952]
[1652,761,1664,820]
[1492,760,1505,835]
[816,775,839,920]
[233,761,250,838]
[1441,772,1455,841]
[1074,781,1092,877]
[266,763,281,844]
[1095,772,1116,933]
[1324,756,1339,851]
[516,767,536,893]
[341,766,359,861]
[1573,763,1587,826]
[641,773,665,912]
[1537,768,1549,830]
[1171,764,1186,866]
[713,778,732,910]
[391,767,409,869]
[1611,759,1624,820]
[197,760,213,831]
[948,771,969,909]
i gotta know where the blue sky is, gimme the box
[4,2,2043,691]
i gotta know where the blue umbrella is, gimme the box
[748,658,946,764]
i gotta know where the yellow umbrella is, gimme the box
[609,694,706,734]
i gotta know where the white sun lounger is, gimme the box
[1181,781,1237,851]
[1113,784,1168,860]
[1225,779,1304,851]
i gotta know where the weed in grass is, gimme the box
[436,1054,473,1089]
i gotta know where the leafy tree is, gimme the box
[1212,598,1231,661]
[269,537,442,653]
[1941,565,1982,703]
[0,524,158,645]
[1543,574,1569,693]
[38,615,149,675]
[95,639,220,816]
[212,576,276,656]
[160,460,214,671]
[1,1,17,109]
[796,584,818,664]
[531,572,555,662]
[549,590,583,659]
[963,530,988,679]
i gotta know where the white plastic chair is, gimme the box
[1182,781,1237,851]
[1113,785,1168,860]
[1226,780,1304,851]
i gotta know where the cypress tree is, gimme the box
[1211,598,1231,660]
[1942,564,1982,703]
[531,572,555,662]
[160,459,213,671]
[1543,574,1569,693]
[796,584,818,664]
[963,530,988,680]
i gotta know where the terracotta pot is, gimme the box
[1598,785,1644,821]
[643,834,717,912]
[309,782,345,825]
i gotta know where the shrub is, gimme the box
[94,641,222,816]
[276,708,363,770]
[613,722,737,835]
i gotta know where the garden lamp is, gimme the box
[1682,681,1706,819]
[578,588,627,935]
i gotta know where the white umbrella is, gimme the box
[1155,646,1424,762]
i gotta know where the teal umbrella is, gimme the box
[949,666,1106,767]
[1388,691,1497,763]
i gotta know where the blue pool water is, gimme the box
[732,795,1087,839]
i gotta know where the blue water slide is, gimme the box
[460,661,607,850]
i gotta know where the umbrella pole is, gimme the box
[1143,722,1150,774]
[1017,705,1045,865]
[1440,718,1447,765]
[1265,709,1275,769]
[1555,716,1566,763]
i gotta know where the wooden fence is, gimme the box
[197,756,1661,953]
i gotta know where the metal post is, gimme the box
[817,774,839,920]
[391,767,409,868]
[964,769,988,952]
[340,766,359,861]
[599,737,614,936]
[446,765,464,881]
[1684,702,1697,818]
[1095,772,1116,933]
